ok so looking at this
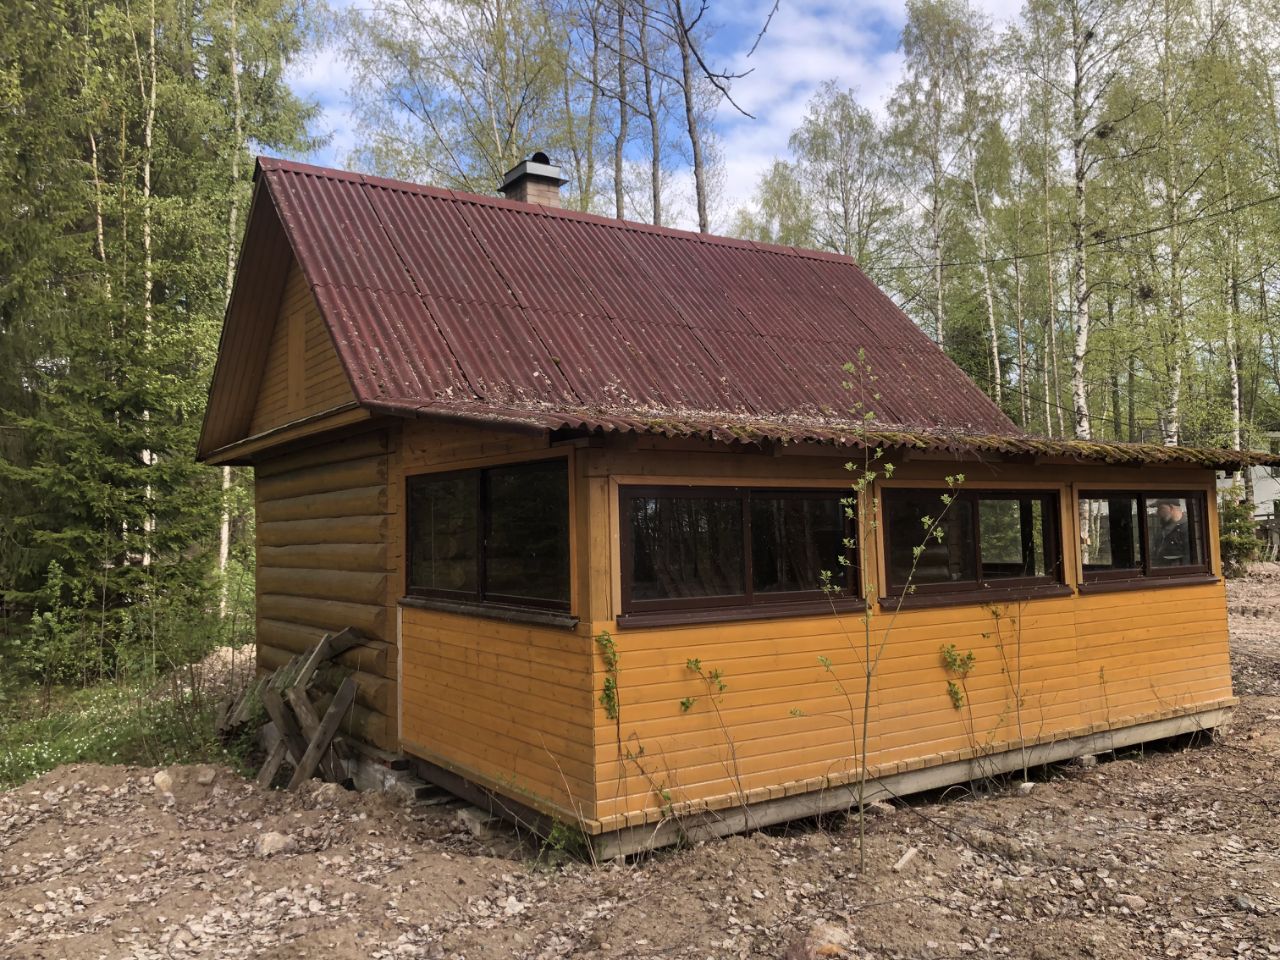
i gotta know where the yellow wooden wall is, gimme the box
[387,430,1233,834]
[255,428,399,750]
[249,259,353,436]
[580,444,1232,831]
[394,422,599,822]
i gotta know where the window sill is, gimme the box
[399,596,579,630]
[878,583,1073,611]
[1077,573,1219,595]
[615,598,866,631]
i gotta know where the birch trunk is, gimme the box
[613,0,627,219]
[130,0,159,565]
[220,0,245,617]
[638,1,662,224]
[970,163,1001,407]
[1068,6,1091,441]
[673,0,708,233]
[1014,254,1028,427]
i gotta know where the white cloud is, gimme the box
[284,1,359,168]
[707,0,1025,230]
[286,0,1027,222]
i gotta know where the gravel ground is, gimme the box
[3,571,1279,960]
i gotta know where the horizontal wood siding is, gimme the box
[394,419,599,819]
[585,446,1232,830]
[1074,582,1231,728]
[249,259,354,436]
[386,428,1231,834]
[255,427,398,750]
[400,607,596,819]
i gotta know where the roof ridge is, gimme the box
[255,154,861,266]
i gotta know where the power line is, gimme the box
[868,189,1280,274]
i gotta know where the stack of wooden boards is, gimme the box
[218,627,364,790]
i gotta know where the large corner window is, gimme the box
[620,486,856,621]
[883,488,1063,600]
[1079,491,1208,583]
[406,459,570,610]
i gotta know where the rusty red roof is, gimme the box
[198,157,1280,470]
[251,156,1015,436]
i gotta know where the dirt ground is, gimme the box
[4,572,1279,959]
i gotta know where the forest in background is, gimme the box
[1,0,1276,711]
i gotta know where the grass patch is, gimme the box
[0,678,249,789]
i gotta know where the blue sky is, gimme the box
[286,0,1022,229]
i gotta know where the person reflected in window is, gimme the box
[1151,498,1190,567]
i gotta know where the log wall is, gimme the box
[255,428,399,750]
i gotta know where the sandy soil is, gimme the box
[3,572,1279,959]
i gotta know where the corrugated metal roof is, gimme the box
[254,156,1015,437]
[204,157,1278,470]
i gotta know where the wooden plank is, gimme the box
[261,685,309,766]
[308,687,394,749]
[257,455,388,502]
[256,485,388,523]
[228,675,267,728]
[257,594,387,638]
[314,665,395,715]
[257,567,389,605]
[257,514,389,547]
[256,627,393,679]
[256,741,288,789]
[256,430,389,477]
[289,676,358,789]
[257,542,387,572]
[285,684,348,783]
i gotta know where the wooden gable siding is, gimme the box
[254,427,399,751]
[249,259,353,436]
[394,420,599,821]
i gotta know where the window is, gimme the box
[406,459,570,609]
[1079,491,1208,581]
[883,489,1062,597]
[620,486,854,617]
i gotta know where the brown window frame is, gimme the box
[1078,490,1210,584]
[882,488,1064,599]
[404,459,571,612]
[618,484,859,622]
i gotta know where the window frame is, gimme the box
[617,484,859,621]
[1078,489,1210,584]
[881,487,1065,599]
[404,458,571,612]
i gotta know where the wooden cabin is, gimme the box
[198,156,1277,856]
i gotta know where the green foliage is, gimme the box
[941,643,977,710]
[596,631,619,720]
[0,670,238,788]
[0,0,312,696]
[731,0,1280,445]
[1218,488,1262,577]
[540,819,590,863]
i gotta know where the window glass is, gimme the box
[485,461,570,603]
[405,459,570,609]
[886,492,976,587]
[1146,495,1203,568]
[980,497,1048,580]
[407,473,478,595]
[1080,496,1142,572]
[751,496,846,594]
[629,494,745,602]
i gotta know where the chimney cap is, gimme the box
[499,152,569,195]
